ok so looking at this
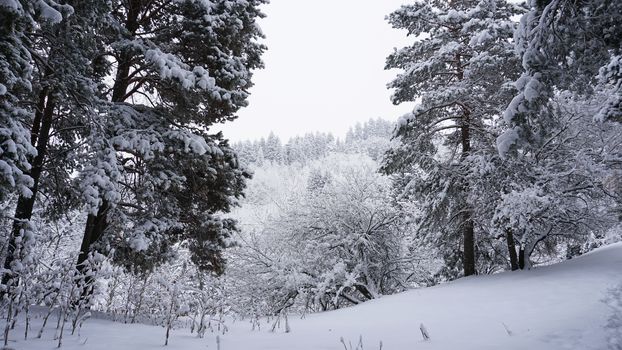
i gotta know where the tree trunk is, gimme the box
[455,52,476,277]
[518,247,526,270]
[74,0,141,299]
[506,229,519,271]
[462,213,476,276]
[460,110,476,277]
[2,93,56,290]
[75,200,110,298]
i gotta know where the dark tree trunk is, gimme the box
[74,0,141,299]
[462,214,476,276]
[2,93,56,289]
[460,109,476,277]
[518,247,526,270]
[75,200,110,299]
[30,87,48,146]
[455,52,476,277]
[506,229,519,271]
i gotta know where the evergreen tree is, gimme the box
[0,1,41,201]
[264,132,283,163]
[382,0,523,277]
[1,0,108,291]
[74,0,266,283]
[494,0,622,267]
[499,0,622,155]
[342,118,394,160]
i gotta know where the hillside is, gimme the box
[11,243,622,350]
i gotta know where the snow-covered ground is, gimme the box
[9,243,622,350]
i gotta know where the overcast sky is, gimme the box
[217,0,415,142]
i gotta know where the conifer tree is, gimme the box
[75,0,266,282]
[1,0,108,291]
[264,132,283,163]
[382,0,523,277]
[498,0,622,155]
[0,1,40,201]
[494,0,622,267]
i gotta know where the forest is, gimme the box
[0,0,621,349]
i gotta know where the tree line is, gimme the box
[233,118,395,165]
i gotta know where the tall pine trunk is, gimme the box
[75,0,140,298]
[462,211,476,276]
[2,91,56,290]
[505,229,519,271]
[457,52,476,277]
[518,247,526,270]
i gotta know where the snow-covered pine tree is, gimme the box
[0,1,40,202]
[493,0,622,268]
[0,1,39,295]
[2,0,110,292]
[341,118,393,160]
[75,0,265,284]
[381,0,524,277]
[498,0,622,156]
[264,132,283,163]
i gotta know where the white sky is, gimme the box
[217,0,415,142]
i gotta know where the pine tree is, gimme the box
[264,132,283,163]
[494,0,622,267]
[1,0,108,291]
[381,0,524,277]
[498,0,622,155]
[74,0,266,285]
[0,1,40,201]
[0,1,38,293]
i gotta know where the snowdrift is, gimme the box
[10,243,622,350]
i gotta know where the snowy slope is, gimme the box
[10,243,622,350]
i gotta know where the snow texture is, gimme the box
[7,243,622,350]
[496,127,519,158]
[0,0,20,11]
[36,0,63,23]
[144,49,215,90]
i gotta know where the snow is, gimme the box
[129,234,150,252]
[36,0,63,24]
[0,0,20,11]
[0,160,16,187]
[523,73,543,102]
[496,127,519,157]
[144,49,215,91]
[9,243,622,350]
[469,30,493,46]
